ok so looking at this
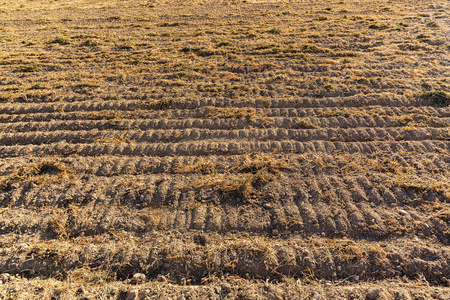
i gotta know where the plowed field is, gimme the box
[0,0,449,299]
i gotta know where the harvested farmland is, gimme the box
[0,0,449,299]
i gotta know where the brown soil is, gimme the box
[0,0,449,299]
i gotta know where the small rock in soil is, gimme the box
[126,290,137,300]
[366,288,380,300]
[262,202,272,209]
[138,290,149,300]
[393,291,408,300]
[157,274,167,282]
[0,273,10,283]
[131,273,146,285]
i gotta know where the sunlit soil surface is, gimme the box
[0,0,449,298]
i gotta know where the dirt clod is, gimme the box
[131,273,146,285]
[126,290,138,300]
[366,288,381,300]
[138,290,150,300]
[0,274,10,283]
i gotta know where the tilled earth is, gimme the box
[0,0,449,299]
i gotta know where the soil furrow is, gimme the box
[2,151,446,176]
[0,127,447,146]
[0,175,448,241]
[0,233,449,288]
[0,106,448,124]
[0,96,434,115]
[0,140,448,158]
[0,115,448,132]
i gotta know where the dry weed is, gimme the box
[0,160,72,190]
[184,154,293,199]
[172,158,216,174]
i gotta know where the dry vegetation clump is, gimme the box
[389,174,450,199]
[17,65,40,73]
[48,36,71,46]
[391,114,449,127]
[318,107,385,118]
[0,160,72,190]
[148,98,173,110]
[420,90,450,107]
[48,208,70,240]
[339,155,416,175]
[230,153,292,175]
[434,205,450,223]
[185,154,293,199]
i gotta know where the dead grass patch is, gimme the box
[17,65,40,73]
[392,114,448,127]
[48,36,70,45]
[343,156,416,175]
[433,205,450,222]
[185,154,293,199]
[420,90,450,107]
[48,208,69,240]
[231,153,291,174]
[0,160,72,190]
[291,119,317,129]
[388,174,450,199]
[93,133,131,144]
[318,108,382,118]
[148,98,173,110]
[172,158,216,174]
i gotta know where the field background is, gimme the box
[0,0,449,299]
